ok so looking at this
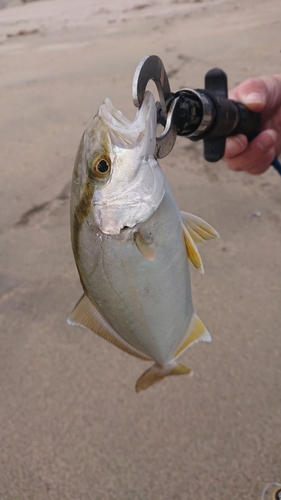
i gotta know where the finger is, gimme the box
[229,75,281,118]
[247,148,276,175]
[228,78,267,112]
[225,130,277,173]
[224,134,248,159]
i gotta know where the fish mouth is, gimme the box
[98,91,157,153]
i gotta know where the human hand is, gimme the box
[224,75,281,174]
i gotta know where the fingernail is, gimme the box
[257,130,276,150]
[243,92,265,105]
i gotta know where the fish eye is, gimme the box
[89,154,111,180]
[97,159,109,173]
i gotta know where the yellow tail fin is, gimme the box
[135,363,192,393]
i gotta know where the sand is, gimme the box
[0,0,281,499]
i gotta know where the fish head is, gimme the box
[72,91,165,235]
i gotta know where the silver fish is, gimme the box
[68,91,219,392]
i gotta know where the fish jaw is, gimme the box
[77,91,166,236]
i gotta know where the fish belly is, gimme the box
[76,185,194,367]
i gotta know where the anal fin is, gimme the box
[173,314,211,360]
[68,294,152,361]
[136,363,192,393]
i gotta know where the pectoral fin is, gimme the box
[136,362,192,393]
[173,314,211,360]
[181,211,219,243]
[134,231,155,261]
[68,294,152,361]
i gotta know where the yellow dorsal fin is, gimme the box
[173,314,211,359]
[136,363,192,392]
[68,294,152,361]
[181,211,219,244]
[181,221,204,273]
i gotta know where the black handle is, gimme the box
[231,101,261,138]
[169,68,261,162]
[202,68,261,161]
[202,94,261,161]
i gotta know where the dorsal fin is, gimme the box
[68,294,152,361]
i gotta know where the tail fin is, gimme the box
[135,362,192,393]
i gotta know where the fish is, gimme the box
[68,90,219,392]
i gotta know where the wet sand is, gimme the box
[0,0,281,499]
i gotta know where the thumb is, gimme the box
[228,77,267,112]
[228,75,281,116]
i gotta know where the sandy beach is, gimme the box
[0,0,281,499]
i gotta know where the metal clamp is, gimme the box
[132,55,179,159]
